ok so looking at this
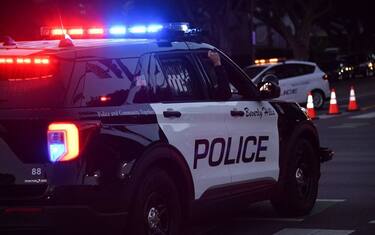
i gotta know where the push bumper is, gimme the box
[320,147,334,163]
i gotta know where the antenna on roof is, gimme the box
[58,34,74,48]
[0,36,17,46]
[57,6,67,37]
[54,0,74,48]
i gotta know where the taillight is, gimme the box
[47,123,79,162]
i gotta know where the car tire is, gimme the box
[312,91,325,109]
[271,139,320,217]
[129,167,182,235]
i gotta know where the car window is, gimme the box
[263,64,315,80]
[296,64,315,75]
[244,66,268,79]
[78,57,151,107]
[0,61,68,109]
[196,51,258,100]
[263,65,292,79]
[155,54,205,102]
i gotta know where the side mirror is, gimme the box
[262,74,279,85]
[257,81,280,100]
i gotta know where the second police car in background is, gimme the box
[0,23,333,234]
[244,59,331,109]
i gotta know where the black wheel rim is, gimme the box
[144,192,170,235]
[295,143,314,200]
[312,93,323,108]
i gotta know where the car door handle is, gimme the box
[163,110,182,118]
[230,110,245,117]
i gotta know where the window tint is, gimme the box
[0,62,67,109]
[263,64,315,80]
[296,64,315,75]
[156,54,205,102]
[197,51,258,99]
[76,57,151,107]
[263,65,292,79]
[244,66,268,79]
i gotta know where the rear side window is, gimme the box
[264,64,315,80]
[155,54,205,102]
[0,58,68,109]
[74,57,151,107]
[296,64,315,75]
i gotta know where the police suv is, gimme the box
[244,59,331,109]
[0,23,332,234]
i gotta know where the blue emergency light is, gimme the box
[109,26,127,35]
[41,22,194,39]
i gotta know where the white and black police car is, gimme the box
[0,23,332,234]
[244,59,331,109]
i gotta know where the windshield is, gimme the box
[243,66,268,79]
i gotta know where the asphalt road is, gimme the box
[190,77,375,235]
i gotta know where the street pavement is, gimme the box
[191,77,375,235]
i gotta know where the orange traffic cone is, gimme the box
[327,88,341,115]
[306,92,318,119]
[347,86,359,111]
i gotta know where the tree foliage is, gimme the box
[179,0,252,56]
[254,0,332,59]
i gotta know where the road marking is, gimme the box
[316,112,352,120]
[316,199,346,202]
[369,220,375,224]
[329,122,369,128]
[273,228,355,235]
[318,114,337,119]
[362,104,375,111]
[239,199,345,223]
[349,111,375,119]
[235,217,305,222]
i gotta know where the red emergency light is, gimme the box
[40,23,192,39]
[0,56,50,65]
[43,27,105,38]
[0,56,56,81]
[88,28,104,35]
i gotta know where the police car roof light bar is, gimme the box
[254,58,286,65]
[40,22,199,40]
[109,26,127,35]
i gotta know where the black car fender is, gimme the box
[278,120,320,184]
[127,142,195,219]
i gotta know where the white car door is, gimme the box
[147,53,232,199]
[286,64,315,103]
[196,52,279,184]
[262,64,299,102]
[275,64,311,104]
